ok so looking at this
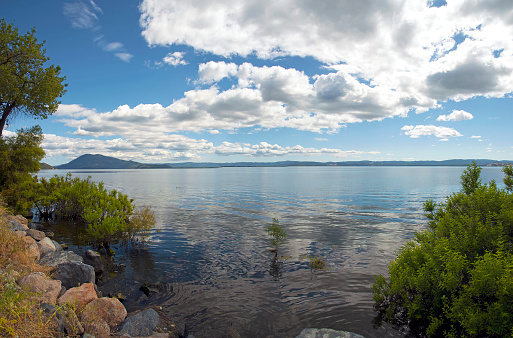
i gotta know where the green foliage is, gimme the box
[309,255,327,271]
[373,163,513,337]
[503,165,513,192]
[18,174,154,249]
[0,19,67,136]
[266,218,287,251]
[0,126,45,210]
[124,205,156,245]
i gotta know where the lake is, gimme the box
[38,166,507,337]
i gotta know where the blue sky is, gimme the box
[3,0,513,165]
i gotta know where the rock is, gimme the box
[40,303,65,334]
[13,230,26,238]
[44,231,54,238]
[81,297,127,331]
[25,240,40,261]
[54,261,95,289]
[38,250,83,267]
[295,328,366,338]
[51,239,63,252]
[58,282,98,312]
[14,215,29,229]
[37,237,57,257]
[8,219,25,232]
[27,228,45,241]
[17,272,62,305]
[83,250,104,273]
[84,319,111,338]
[62,308,84,336]
[119,308,160,337]
[139,282,172,298]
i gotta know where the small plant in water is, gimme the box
[309,255,327,271]
[266,218,286,252]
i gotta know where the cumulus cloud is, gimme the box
[401,125,463,139]
[41,132,378,163]
[162,52,188,66]
[138,0,513,112]
[437,110,474,121]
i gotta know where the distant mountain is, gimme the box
[55,154,513,170]
[55,154,169,169]
[40,162,55,170]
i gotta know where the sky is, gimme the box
[3,0,513,165]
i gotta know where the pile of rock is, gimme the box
[4,214,169,338]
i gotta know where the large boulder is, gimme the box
[22,236,40,261]
[38,250,83,267]
[8,219,25,232]
[27,228,45,241]
[54,261,95,289]
[83,250,104,274]
[37,237,56,257]
[295,328,366,338]
[13,230,26,238]
[118,308,160,337]
[17,272,62,305]
[58,282,98,312]
[81,297,127,334]
[84,319,110,338]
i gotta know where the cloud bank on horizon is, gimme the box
[6,0,513,163]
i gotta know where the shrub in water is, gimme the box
[373,162,513,337]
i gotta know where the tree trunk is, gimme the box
[0,102,15,137]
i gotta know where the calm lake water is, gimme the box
[39,166,506,337]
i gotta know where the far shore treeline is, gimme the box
[48,153,513,170]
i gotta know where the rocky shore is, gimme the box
[3,213,182,338]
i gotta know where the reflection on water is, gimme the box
[39,166,506,337]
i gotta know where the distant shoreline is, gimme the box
[44,154,513,170]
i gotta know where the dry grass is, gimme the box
[0,203,56,337]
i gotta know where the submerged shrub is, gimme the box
[266,218,286,252]
[373,162,513,337]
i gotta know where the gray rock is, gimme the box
[38,250,83,267]
[54,261,95,289]
[8,219,25,231]
[83,250,103,273]
[295,328,366,338]
[82,334,95,338]
[52,239,63,252]
[119,308,160,337]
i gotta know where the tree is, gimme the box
[0,19,67,137]
[373,164,513,337]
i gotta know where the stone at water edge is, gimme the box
[37,237,56,257]
[51,239,63,252]
[118,308,160,337]
[54,261,95,289]
[295,328,366,338]
[83,249,104,273]
[38,250,83,267]
[27,228,45,241]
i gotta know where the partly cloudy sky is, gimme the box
[3,0,513,165]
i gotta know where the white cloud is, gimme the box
[198,61,238,84]
[63,0,102,29]
[41,133,378,162]
[139,0,513,113]
[115,53,134,62]
[163,52,188,66]
[401,125,463,139]
[437,110,474,121]
[104,42,123,52]
[315,138,328,141]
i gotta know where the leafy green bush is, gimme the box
[19,174,155,250]
[373,163,513,337]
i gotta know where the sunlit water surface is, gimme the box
[38,166,506,337]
